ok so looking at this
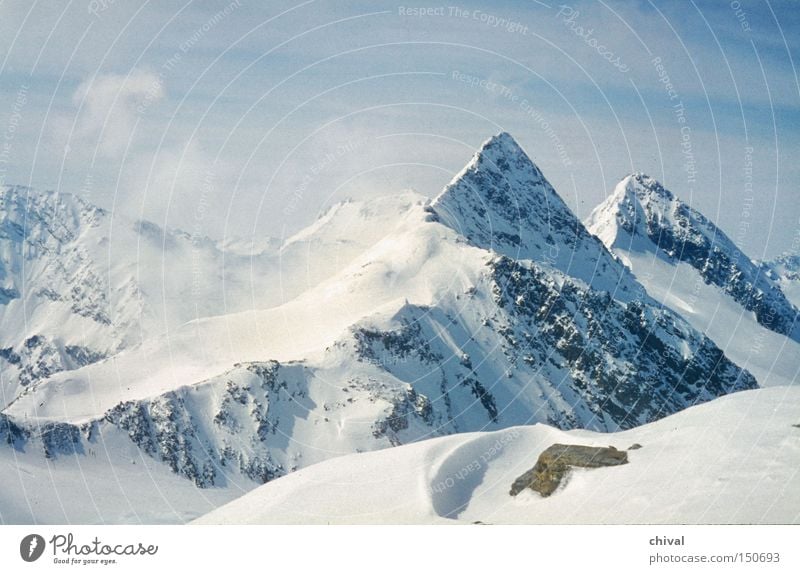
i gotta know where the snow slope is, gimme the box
[0,185,421,409]
[0,185,285,409]
[194,386,800,525]
[586,174,800,387]
[0,420,244,524]
[4,199,484,423]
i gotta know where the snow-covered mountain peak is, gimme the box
[432,133,637,299]
[587,174,673,248]
[465,131,530,171]
[623,172,675,201]
[435,132,550,209]
[1,184,106,237]
[587,174,800,344]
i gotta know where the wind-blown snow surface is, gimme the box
[586,174,800,387]
[194,386,800,525]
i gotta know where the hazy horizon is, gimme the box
[1,0,798,258]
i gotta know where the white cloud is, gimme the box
[71,69,164,158]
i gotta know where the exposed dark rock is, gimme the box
[628,443,643,450]
[105,362,297,487]
[490,256,757,430]
[40,422,83,458]
[0,413,28,448]
[12,336,107,386]
[613,174,799,341]
[510,443,628,497]
[0,347,21,365]
[0,286,20,304]
[353,312,443,366]
[371,385,434,445]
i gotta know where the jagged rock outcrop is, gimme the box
[510,443,629,496]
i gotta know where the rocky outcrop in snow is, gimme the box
[509,443,629,497]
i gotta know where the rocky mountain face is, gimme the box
[586,174,800,342]
[0,186,138,404]
[0,135,758,496]
[762,253,800,309]
[432,133,638,300]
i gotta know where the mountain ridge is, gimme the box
[1,134,759,506]
[432,133,637,300]
[586,172,799,342]
[586,172,800,387]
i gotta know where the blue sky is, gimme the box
[1,0,798,258]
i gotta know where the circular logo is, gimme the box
[19,534,46,562]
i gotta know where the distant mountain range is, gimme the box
[1,133,796,523]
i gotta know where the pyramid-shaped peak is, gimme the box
[588,173,800,342]
[466,132,541,175]
[621,172,674,202]
[480,131,525,155]
[433,132,556,222]
[430,132,638,300]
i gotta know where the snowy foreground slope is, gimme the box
[194,386,800,525]
[0,423,241,524]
